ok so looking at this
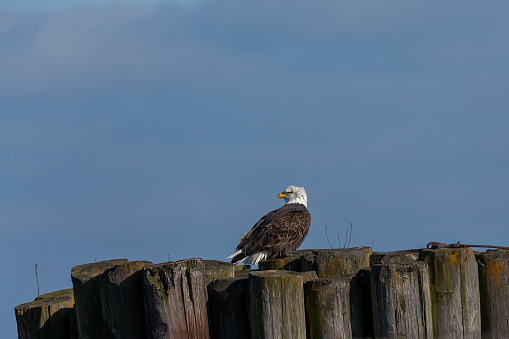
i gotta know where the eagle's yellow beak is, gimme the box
[277,192,288,199]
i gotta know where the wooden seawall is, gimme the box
[14,247,509,338]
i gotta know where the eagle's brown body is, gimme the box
[230,203,311,264]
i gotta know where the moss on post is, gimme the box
[142,258,209,339]
[476,250,509,338]
[301,247,372,278]
[419,248,481,338]
[249,270,306,339]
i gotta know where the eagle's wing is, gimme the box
[231,204,311,263]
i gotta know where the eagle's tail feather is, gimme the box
[227,249,242,259]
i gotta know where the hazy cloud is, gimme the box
[2,1,508,95]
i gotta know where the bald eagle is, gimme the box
[228,185,311,265]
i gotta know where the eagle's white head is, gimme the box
[277,185,307,207]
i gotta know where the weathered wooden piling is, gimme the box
[304,275,354,339]
[15,288,77,339]
[299,270,319,282]
[249,270,306,339]
[142,258,209,339]
[370,250,419,265]
[208,277,250,339]
[370,261,433,338]
[18,246,509,339]
[301,247,371,278]
[204,260,235,285]
[258,251,307,271]
[234,268,256,279]
[420,248,481,338]
[99,260,152,339]
[476,250,509,338]
[71,258,128,339]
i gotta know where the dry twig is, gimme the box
[325,225,334,249]
[35,264,40,297]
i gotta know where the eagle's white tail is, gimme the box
[227,250,271,266]
[248,251,270,265]
[227,249,242,259]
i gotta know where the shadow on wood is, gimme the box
[476,249,509,338]
[71,258,128,339]
[99,260,152,339]
[350,269,374,338]
[15,289,76,339]
[208,277,250,339]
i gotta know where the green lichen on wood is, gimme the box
[419,248,480,337]
[144,258,202,308]
[144,263,171,304]
[143,258,209,339]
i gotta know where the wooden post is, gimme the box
[476,250,509,338]
[71,259,128,339]
[299,270,318,282]
[208,277,250,339]
[35,288,75,301]
[304,275,354,339]
[234,268,255,279]
[350,269,374,338]
[15,289,76,339]
[142,258,209,339]
[300,247,372,278]
[99,260,152,339]
[258,250,308,271]
[370,250,419,265]
[370,261,433,338]
[249,270,306,339]
[420,248,481,338]
[204,260,235,286]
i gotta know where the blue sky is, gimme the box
[2,1,509,336]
